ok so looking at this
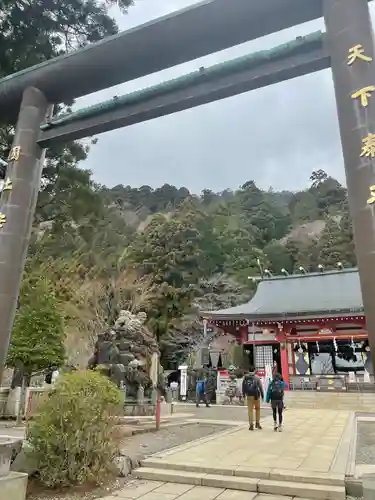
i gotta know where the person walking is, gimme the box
[196,377,210,407]
[272,361,286,409]
[242,367,264,431]
[266,372,286,432]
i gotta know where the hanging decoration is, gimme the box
[298,340,303,354]
[333,337,338,352]
[316,341,320,354]
[351,337,355,349]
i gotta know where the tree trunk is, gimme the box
[11,367,23,389]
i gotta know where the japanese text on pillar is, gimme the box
[0,146,19,230]
[348,44,375,206]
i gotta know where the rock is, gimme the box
[118,353,135,365]
[129,455,141,469]
[118,446,142,459]
[117,450,142,470]
[113,455,131,477]
[10,441,37,476]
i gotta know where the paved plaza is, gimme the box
[130,409,353,499]
[152,409,351,474]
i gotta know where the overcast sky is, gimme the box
[78,1,375,194]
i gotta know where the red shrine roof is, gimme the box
[201,268,363,322]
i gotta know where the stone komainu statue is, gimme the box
[88,310,159,399]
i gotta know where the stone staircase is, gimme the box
[285,391,375,411]
[133,459,346,500]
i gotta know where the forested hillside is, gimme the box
[12,166,357,368]
[0,1,357,369]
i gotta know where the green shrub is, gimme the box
[27,370,122,487]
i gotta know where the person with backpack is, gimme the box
[196,377,210,407]
[242,367,264,430]
[266,372,287,432]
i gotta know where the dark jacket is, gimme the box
[242,372,264,399]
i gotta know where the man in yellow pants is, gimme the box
[242,367,264,430]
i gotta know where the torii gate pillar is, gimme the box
[324,0,375,374]
[0,87,48,381]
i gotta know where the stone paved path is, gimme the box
[154,409,352,474]
[103,479,309,500]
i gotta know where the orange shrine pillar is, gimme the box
[277,327,290,390]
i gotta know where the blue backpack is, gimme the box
[196,380,205,394]
[270,379,284,400]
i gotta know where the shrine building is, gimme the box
[200,267,372,391]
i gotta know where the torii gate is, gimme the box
[0,0,375,379]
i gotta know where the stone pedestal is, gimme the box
[0,437,21,476]
[216,390,225,405]
[363,474,375,500]
[0,472,27,500]
[160,402,173,416]
[0,437,27,500]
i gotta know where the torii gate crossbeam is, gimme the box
[0,0,328,122]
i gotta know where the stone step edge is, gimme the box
[133,467,345,500]
[140,459,344,487]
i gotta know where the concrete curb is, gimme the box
[346,412,358,478]
[363,473,375,500]
[343,412,375,498]
[343,413,362,498]
[331,412,356,475]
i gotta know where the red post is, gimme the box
[280,343,290,390]
[155,391,161,431]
